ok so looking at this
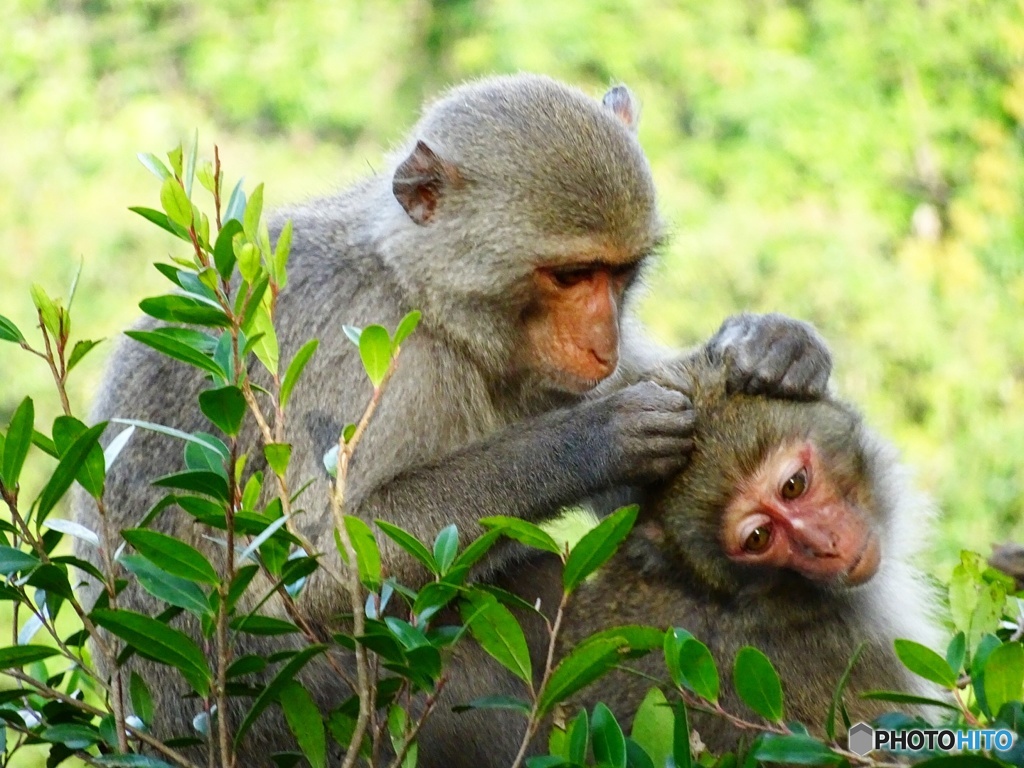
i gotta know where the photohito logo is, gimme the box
[847,722,1016,756]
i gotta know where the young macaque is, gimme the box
[418,357,943,766]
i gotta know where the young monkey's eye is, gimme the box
[781,468,808,500]
[744,525,772,553]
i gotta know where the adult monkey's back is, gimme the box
[74,75,831,750]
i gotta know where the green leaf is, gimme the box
[971,633,1003,718]
[125,330,226,377]
[138,152,172,180]
[36,421,107,524]
[733,646,784,723]
[121,529,218,584]
[91,608,211,696]
[249,301,279,375]
[31,283,62,338]
[152,469,229,501]
[95,756,177,767]
[375,520,438,573]
[664,627,691,688]
[120,555,211,616]
[625,738,656,768]
[213,219,243,280]
[538,637,622,715]
[678,637,719,703]
[129,671,154,725]
[826,642,866,740]
[592,703,627,768]
[450,529,504,577]
[480,516,562,554]
[752,734,842,765]
[130,207,189,240]
[139,295,230,327]
[273,219,293,288]
[858,690,961,711]
[280,339,319,409]
[461,591,532,686]
[67,338,102,372]
[454,695,532,715]
[563,505,637,592]
[2,397,34,487]
[343,325,362,346]
[433,524,459,575]
[0,645,61,668]
[0,314,26,344]
[231,615,301,636]
[234,644,328,747]
[236,241,261,283]
[359,324,393,387]
[42,723,99,749]
[167,144,183,177]
[946,632,967,673]
[280,680,326,768]
[629,688,673,768]
[339,516,382,590]
[31,429,58,459]
[224,177,246,224]
[264,443,292,477]
[160,176,193,229]
[243,182,264,240]
[565,708,589,765]
[672,700,692,768]
[52,415,106,498]
[983,641,1024,716]
[199,385,247,437]
[893,638,958,689]
[393,310,421,347]
[0,545,40,574]
[184,436,228,480]
[27,562,74,600]
[111,418,228,458]
[184,130,198,199]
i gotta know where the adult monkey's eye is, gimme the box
[550,268,590,288]
[781,468,808,500]
[744,525,772,553]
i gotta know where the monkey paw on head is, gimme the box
[707,311,833,400]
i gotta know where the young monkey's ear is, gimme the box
[392,140,462,225]
[602,85,641,133]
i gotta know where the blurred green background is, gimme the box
[2,0,1023,582]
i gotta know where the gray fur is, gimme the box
[416,360,942,766]
[73,74,834,760]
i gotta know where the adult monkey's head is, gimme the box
[378,74,662,394]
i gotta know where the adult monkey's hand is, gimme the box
[707,312,832,399]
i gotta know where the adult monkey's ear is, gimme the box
[392,140,462,225]
[602,85,640,132]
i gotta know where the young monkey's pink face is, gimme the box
[720,441,881,586]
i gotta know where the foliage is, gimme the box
[2,1,1024,569]
[0,142,1021,768]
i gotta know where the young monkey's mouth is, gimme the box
[842,532,882,586]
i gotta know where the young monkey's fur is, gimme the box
[418,356,943,765]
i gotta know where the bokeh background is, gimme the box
[2,0,1022,585]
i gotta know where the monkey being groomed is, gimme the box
[418,356,944,766]
[74,73,835,759]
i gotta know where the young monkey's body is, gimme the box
[417,355,943,766]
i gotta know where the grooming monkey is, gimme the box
[418,355,942,766]
[74,75,831,754]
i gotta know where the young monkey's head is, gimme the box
[645,369,890,597]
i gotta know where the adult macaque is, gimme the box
[420,356,942,766]
[74,75,830,752]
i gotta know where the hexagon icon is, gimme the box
[848,722,874,756]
